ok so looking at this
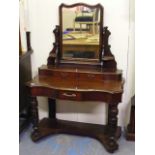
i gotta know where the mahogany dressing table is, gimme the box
[26,3,124,153]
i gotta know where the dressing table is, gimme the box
[26,3,124,153]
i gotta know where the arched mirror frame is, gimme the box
[47,3,117,71]
[59,3,104,65]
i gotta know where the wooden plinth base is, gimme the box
[31,118,121,153]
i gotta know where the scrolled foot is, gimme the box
[31,129,41,141]
[106,137,118,153]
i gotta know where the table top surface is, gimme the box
[27,75,123,94]
[27,65,124,94]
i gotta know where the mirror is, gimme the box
[60,3,103,62]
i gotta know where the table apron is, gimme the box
[28,86,122,103]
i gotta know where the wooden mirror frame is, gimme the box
[59,3,104,64]
[47,3,117,71]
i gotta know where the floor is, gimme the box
[19,125,135,155]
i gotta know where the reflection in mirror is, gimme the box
[62,5,101,60]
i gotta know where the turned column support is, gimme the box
[107,103,119,152]
[48,98,56,119]
[30,96,40,140]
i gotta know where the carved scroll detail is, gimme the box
[47,25,60,65]
[102,27,117,71]
[103,27,112,56]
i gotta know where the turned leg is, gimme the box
[48,98,56,119]
[30,96,40,140]
[107,103,119,152]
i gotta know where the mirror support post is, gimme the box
[47,26,60,66]
[102,27,117,71]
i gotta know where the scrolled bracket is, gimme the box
[103,26,113,57]
[102,26,117,71]
[47,25,60,65]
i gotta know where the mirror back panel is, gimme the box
[60,3,103,63]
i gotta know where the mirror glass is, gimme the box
[61,5,101,61]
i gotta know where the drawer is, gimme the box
[57,90,82,101]
[52,71,76,80]
[78,73,103,81]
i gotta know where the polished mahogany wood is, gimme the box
[39,65,122,80]
[27,71,123,103]
[27,3,124,153]
[47,25,60,65]
[102,27,117,71]
[107,103,119,150]
[47,25,117,71]
[31,117,121,153]
[27,64,123,153]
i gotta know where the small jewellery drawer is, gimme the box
[52,71,76,80]
[58,91,82,101]
[78,73,103,81]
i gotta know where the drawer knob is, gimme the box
[62,93,76,97]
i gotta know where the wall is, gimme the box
[27,0,134,126]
